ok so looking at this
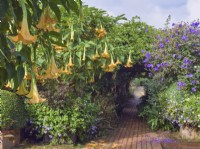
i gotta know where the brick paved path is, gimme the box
[103,99,163,149]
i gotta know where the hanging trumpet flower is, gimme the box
[9,0,37,44]
[82,46,86,61]
[125,52,133,68]
[101,43,110,59]
[108,54,116,69]
[115,58,122,65]
[44,56,61,79]
[70,25,75,41]
[67,53,74,67]
[62,66,72,75]
[36,7,59,32]
[95,25,107,38]
[16,80,28,95]
[26,75,46,104]
[88,73,95,83]
[4,81,12,89]
[91,49,100,61]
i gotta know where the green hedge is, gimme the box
[0,90,27,130]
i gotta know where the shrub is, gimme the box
[25,93,100,145]
[159,84,200,128]
[143,21,200,93]
[0,90,27,130]
[138,80,174,131]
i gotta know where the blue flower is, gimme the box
[192,87,197,92]
[145,52,151,59]
[172,23,175,26]
[165,38,170,43]
[186,74,193,78]
[191,21,199,27]
[143,58,148,63]
[177,81,186,87]
[181,35,188,41]
[141,49,145,53]
[191,80,196,85]
[147,64,154,68]
[159,43,164,48]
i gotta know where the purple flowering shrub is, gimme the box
[143,21,200,93]
[159,84,200,128]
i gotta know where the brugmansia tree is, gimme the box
[0,0,156,104]
[0,0,82,103]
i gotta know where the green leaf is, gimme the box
[0,0,9,19]
[0,67,8,88]
[68,0,79,15]
[17,65,25,85]
[49,1,61,21]
[6,63,16,79]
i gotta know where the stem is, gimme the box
[19,0,27,18]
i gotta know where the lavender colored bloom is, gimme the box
[178,55,182,59]
[192,87,197,92]
[189,28,195,33]
[177,81,186,87]
[183,57,190,65]
[191,21,200,27]
[143,58,148,63]
[186,74,193,78]
[191,80,196,85]
[145,52,151,58]
[157,35,161,39]
[172,23,175,26]
[179,24,183,28]
[141,49,145,53]
[172,54,176,58]
[165,38,170,43]
[147,64,154,68]
[145,28,148,32]
[181,35,188,41]
[154,67,159,71]
[159,43,164,48]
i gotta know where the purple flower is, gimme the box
[192,87,197,92]
[181,35,188,41]
[147,64,154,68]
[177,81,186,87]
[179,24,183,28]
[154,67,159,71]
[172,54,176,58]
[141,49,145,53]
[178,55,182,59]
[186,74,193,78]
[145,52,151,59]
[191,21,200,27]
[172,23,175,26]
[189,28,195,33]
[159,43,164,48]
[143,58,148,63]
[157,35,161,39]
[183,57,190,65]
[145,28,148,32]
[165,38,170,43]
[171,35,175,38]
[191,80,196,85]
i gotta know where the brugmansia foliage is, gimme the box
[0,0,155,104]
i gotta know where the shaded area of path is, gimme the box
[103,99,163,149]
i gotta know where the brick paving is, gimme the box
[104,99,163,149]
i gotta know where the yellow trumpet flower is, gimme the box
[91,49,100,61]
[101,43,110,59]
[26,76,46,104]
[4,81,12,89]
[67,54,74,67]
[125,53,133,68]
[16,80,28,95]
[44,56,61,79]
[82,47,86,61]
[62,66,72,75]
[108,55,116,69]
[36,7,59,32]
[9,0,37,45]
[115,58,122,65]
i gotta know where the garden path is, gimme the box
[85,99,165,149]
